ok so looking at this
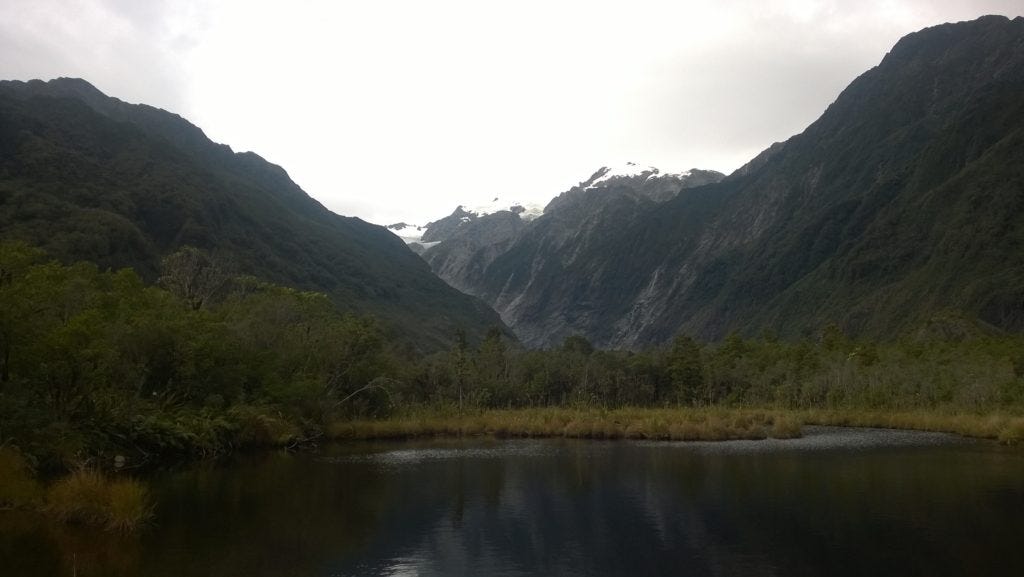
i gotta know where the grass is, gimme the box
[769,414,803,439]
[328,406,1024,445]
[998,420,1024,445]
[3,406,1017,537]
[46,470,154,532]
[796,409,1024,444]
[2,448,153,532]
[103,477,155,532]
[328,407,803,442]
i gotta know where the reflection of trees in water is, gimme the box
[4,437,1023,577]
[0,450,397,577]
[340,439,1024,577]
[0,509,142,577]
[136,450,397,576]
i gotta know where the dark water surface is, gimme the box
[3,427,1024,576]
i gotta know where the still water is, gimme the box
[3,427,1024,576]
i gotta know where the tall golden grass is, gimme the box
[329,407,1024,445]
[46,470,154,532]
[328,407,804,442]
[798,409,1024,444]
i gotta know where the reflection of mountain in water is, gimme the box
[329,431,1020,577]
[4,432,1022,577]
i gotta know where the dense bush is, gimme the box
[1,241,1022,468]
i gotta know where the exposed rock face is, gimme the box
[387,198,544,255]
[421,209,529,294]
[420,164,725,347]
[427,16,1024,349]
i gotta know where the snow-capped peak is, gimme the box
[386,222,427,244]
[583,162,693,189]
[459,197,545,222]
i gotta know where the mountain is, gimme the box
[425,15,1024,349]
[386,222,433,253]
[418,163,726,343]
[387,197,544,255]
[0,77,507,349]
[419,206,532,294]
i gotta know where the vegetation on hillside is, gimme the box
[0,242,394,469]
[1,241,1022,530]
[0,78,506,350]
[460,16,1024,348]
[2,241,1022,469]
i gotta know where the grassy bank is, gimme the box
[797,409,1024,444]
[329,408,803,442]
[328,407,1024,445]
[4,408,1021,535]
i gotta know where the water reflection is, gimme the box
[2,428,1023,576]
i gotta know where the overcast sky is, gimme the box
[1,1,1021,225]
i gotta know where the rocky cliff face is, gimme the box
[423,210,526,294]
[425,16,1024,349]
[420,164,726,347]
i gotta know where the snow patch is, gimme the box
[460,197,545,221]
[585,162,693,189]
[386,222,427,244]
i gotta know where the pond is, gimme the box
[3,427,1024,576]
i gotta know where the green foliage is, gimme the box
[1,241,1022,473]
[820,323,849,352]
[227,406,302,447]
[0,78,505,351]
[387,323,1024,417]
[331,408,800,442]
[561,335,594,356]
[0,242,400,464]
[667,335,703,405]
[158,246,229,310]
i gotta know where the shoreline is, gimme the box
[4,406,1020,533]
[326,407,1024,445]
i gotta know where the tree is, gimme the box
[667,335,703,405]
[561,335,594,356]
[477,328,508,381]
[0,242,47,383]
[449,329,470,412]
[820,322,849,352]
[158,247,228,311]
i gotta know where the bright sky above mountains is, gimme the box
[2,0,1020,225]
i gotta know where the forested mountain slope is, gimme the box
[444,15,1024,348]
[0,78,505,348]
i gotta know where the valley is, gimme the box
[1,12,1023,577]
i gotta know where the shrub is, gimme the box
[46,470,154,532]
[769,415,803,439]
[47,469,109,524]
[104,478,155,532]
[997,419,1024,445]
[229,406,302,447]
